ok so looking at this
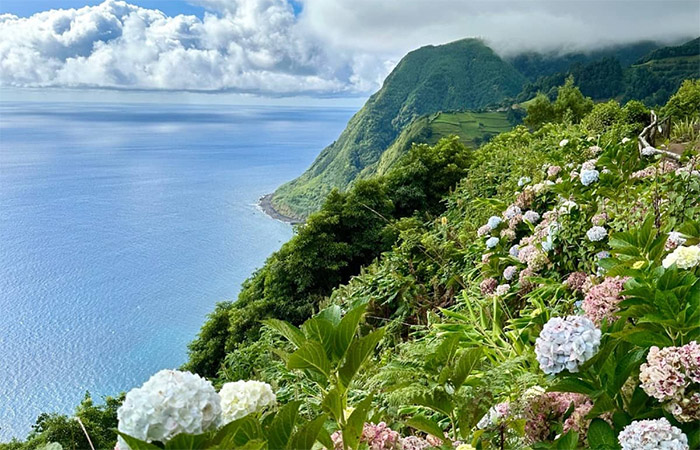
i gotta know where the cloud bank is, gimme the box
[1,0,698,95]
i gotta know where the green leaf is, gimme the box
[548,377,595,395]
[338,328,385,387]
[288,415,327,450]
[321,387,344,422]
[405,415,445,440]
[213,415,261,448]
[267,400,301,450]
[611,329,673,347]
[451,348,483,390]
[317,305,342,326]
[302,317,336,359]
[116,432,162,450]
[587,419,620,449]
[164,432,211,450]
[333,304,367,359]
[413,390,454,417]
[316,427,335,450]
[288,341,332,378]
[556,430,579,449]
[344,395,373,450]
[263,319,306,349]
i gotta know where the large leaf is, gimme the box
[302,317,336,360]
[164,433,211,450]
[288,415,327,450]
[116,433,162,450]
[213,415,261,448]
[405,415,445,440]
[451,348,483,390]
[288,341,332,378]
[333,304,367,359]
[548,377,595,395]
[343,395,374,450]
[338,328,385,387]
[263,319,307,349]
[321,387,344,422]
[611,328,673,347]
[556,431,579,450]
[267,400,301,450]
[587,418,620,450]
[413,390,454,417]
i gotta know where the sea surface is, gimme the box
[0,100,355,440]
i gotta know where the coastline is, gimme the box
[258,193,303,224]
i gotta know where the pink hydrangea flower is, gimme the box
[331,422,401,450]
[639,341,700,422]
[564,272,592,293]
[480,278,498,296]
[522,392,592,443]
[582,276,629,325]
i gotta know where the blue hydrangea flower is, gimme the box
[487,216,502,229]
[486,237,500,249]
[580,169,600,186]
[535,316,601,375]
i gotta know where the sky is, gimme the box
[0,0,698,97]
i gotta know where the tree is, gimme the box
[524,93,556,129]
[553,76,594,124]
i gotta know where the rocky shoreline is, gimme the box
[258,194,303,224]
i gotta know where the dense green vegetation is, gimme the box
[270,39,525,219]
[185,136,473,378]
[517,37,700,105]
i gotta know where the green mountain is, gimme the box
[270,39,525,219]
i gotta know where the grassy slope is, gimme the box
[367,111,513,177]
[270,39,525,219]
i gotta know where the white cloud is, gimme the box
[0,0,698,95]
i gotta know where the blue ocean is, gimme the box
[0,100,354,440]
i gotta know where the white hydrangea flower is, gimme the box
[589,145,603,155]
[487,216,502,229]
[486,237,500,249]
[666,232,687,250]
[495,284,510,296]
[220,380,276,424]
[558,200,578,214]
[618,418,688,450]
[117,370,222,448]
[662,245,700,269]
[535,316,601,374]
[580,169,600,186]
[518,176,531,187]
[586,226,607,242]
[559,139,569,147]
[503,205,522,220]
[523,210,540,224]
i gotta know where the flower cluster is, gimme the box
[332,423,401,450]
[666,232,687,250]
[639,341,700,422]
[523,210,540,224]
[477,401,510,429]
[503,205,522,220]
[618,418,688,450]
[662,245,700,269]
[117,370,222,448]
[486,236,500,249]
[580,169,600,186]
[535,316,601,374]
[521,391,592,443]
[219,380,276,423]
[503,265,518,281]
[591,213,608,226]
[582,276,629,325]
[518,176,531,187]
[586,226,607,242]
[564,272,592,293]
[487,216,502,229]
[547,165,561,178]
[495,284,510,296]
[480,277,498,296]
